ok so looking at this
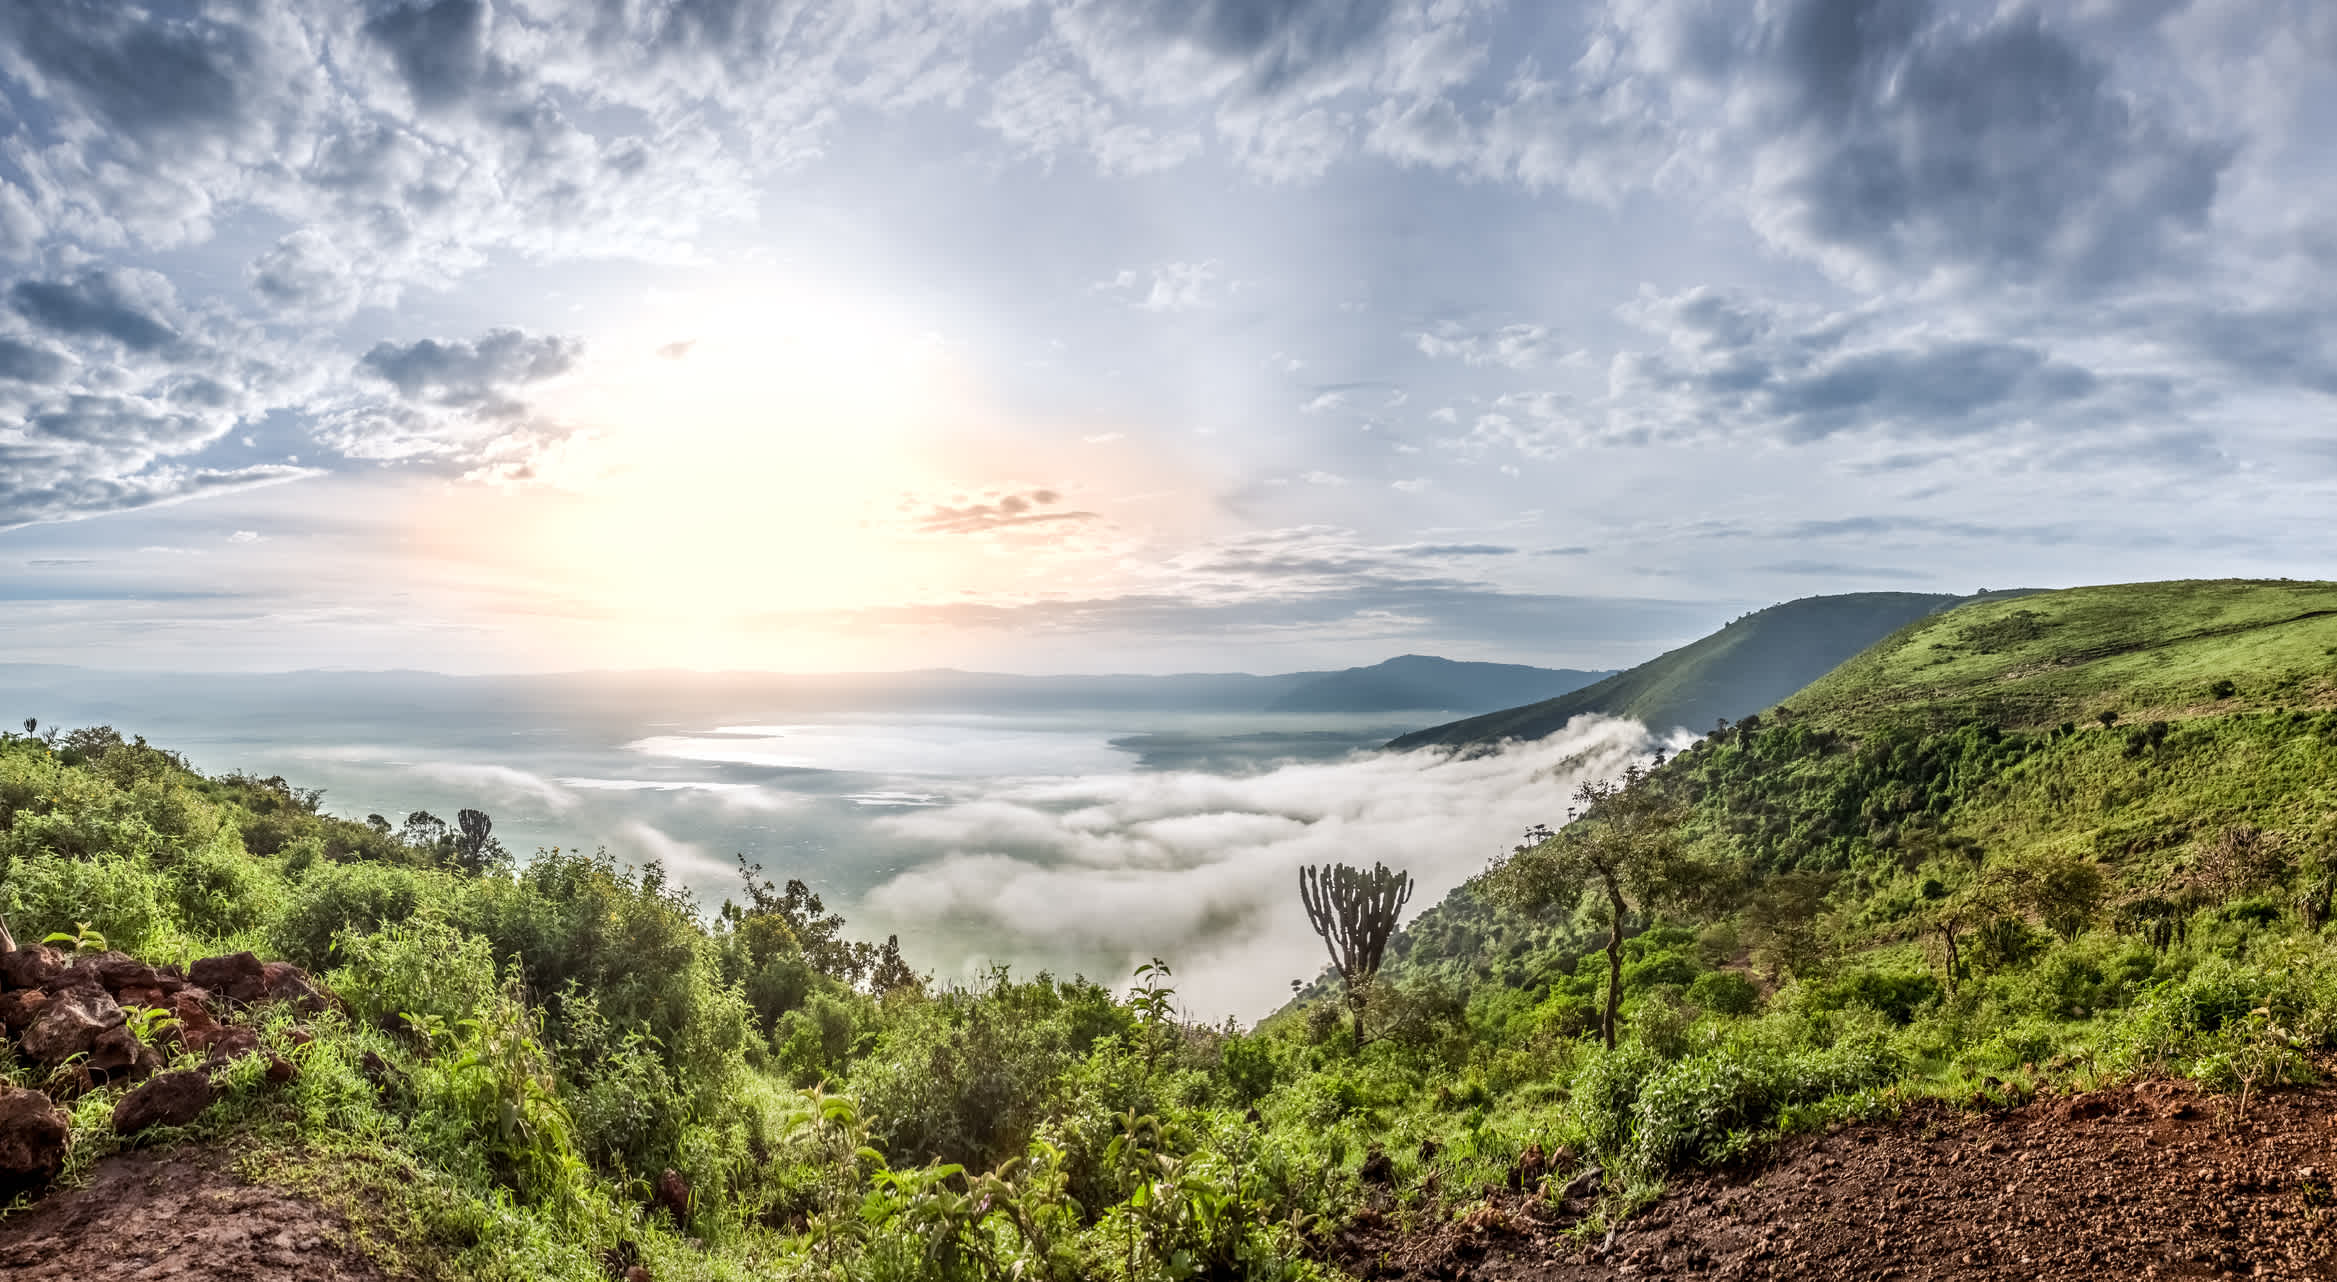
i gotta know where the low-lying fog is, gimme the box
[0,669,1658,1020]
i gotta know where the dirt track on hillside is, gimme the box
[1339,1077,2337,1281]
[0,1148,401,1281]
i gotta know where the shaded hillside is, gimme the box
[1387,591,2008,749]
[1269,655,1610,716]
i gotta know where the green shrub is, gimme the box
[1687,971,1760,1016]
[273,861,432,968]
[0,850,170,954]
[163,829,283,941]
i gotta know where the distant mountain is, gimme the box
[1267,655,1610,716]
[1385,591,2035,749]
[0,655,1613,746]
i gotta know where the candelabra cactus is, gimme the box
[1299,861,1413,1048]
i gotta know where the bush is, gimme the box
[1687,971,1760,1016]
[273,861,432,969]
[0,850,170,954]
[163,829,283,941]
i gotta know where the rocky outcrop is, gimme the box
[0,1086,69,1196]
[0,944,333,1199]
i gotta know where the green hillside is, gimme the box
[1782,578,2337,731]
[1386,591,2009,750]
[9,579,2337,1281]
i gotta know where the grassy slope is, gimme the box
[1380,577,2337,993]
[1783,578,2337,732]
[1386,592,1989,749]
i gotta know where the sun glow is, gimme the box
[417,277,1192,669]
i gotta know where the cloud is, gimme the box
[1096,260,1231,311]
[1606,287,2133,446]
[908,488,1100,536]
[1411,321,1562,370]
[357,328,581,412]
[860,716,1662,1018]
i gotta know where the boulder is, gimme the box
[0,988,49,1032]
[194,1024,261,1064]
[0,945,64,991]
[111,1070,215,1135]
[260,961,327,1011]
[92,953,163,993]
[21,985,124,1065]
[0,1084,69,1195]
[86,1024,161,1087]
[166,989,219,1051]
[189,952,268,1005]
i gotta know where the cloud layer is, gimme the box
[859,716,1661,1018]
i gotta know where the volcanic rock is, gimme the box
[111,1071,216,1135]
[0,946,63,991]
[0,1085,68,1195]
[21,986,124,1065]
[189,952,268,1005]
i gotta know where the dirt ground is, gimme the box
[0,1147,401,1281]
[1338,1077,2337,1282]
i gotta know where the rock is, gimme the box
[113,985,167,1010]
[1562,1166,1605,1201]
[112,1070,216,1135]
[1509,1141,1551,1192]
[655,1168,693,1222]
[190,952,268,1005]
[0,987,49,1031]
[21,985,124,1064]
[625,1269,651,1282]
[93,953,163,993]
[260,961,327,1011]
[264,1053,300,1085]
[0,945,64,991]
[1360,1146,1396,1185]
[0,1084,69,1195]
[86,1024,161,1086]
[194,1024,261,1064]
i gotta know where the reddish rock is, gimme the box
[194,1024,261,1064]
[0,945,64,991]
[113,984,167,1010]
[625,1269,651,1282]
[111,1070,215,1135]
[260,961,327,1011]
[655,1168,692,1222]
[189,952,268,1005]
[86,1025,153,1085]
[264,1053,299,1085]
[0,1084,69,1195]
[93,953,163,993]
[21,985,124,1064]
[0,987,49,1031]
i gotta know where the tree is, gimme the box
[1299,861,1413,1048]
[452,808,509,875]
[1487,764,1695,1049]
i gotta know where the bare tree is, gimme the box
[1299,862,1413,1048]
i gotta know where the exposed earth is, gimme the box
[1340,1077,2337,1281]
[0,1147,398,1281]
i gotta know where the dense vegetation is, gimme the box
[4,578,2337,1281]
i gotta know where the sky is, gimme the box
[3,0,2335,675]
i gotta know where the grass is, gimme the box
[1786,579,2337,732]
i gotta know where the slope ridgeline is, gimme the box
[1387,590,2017,749]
